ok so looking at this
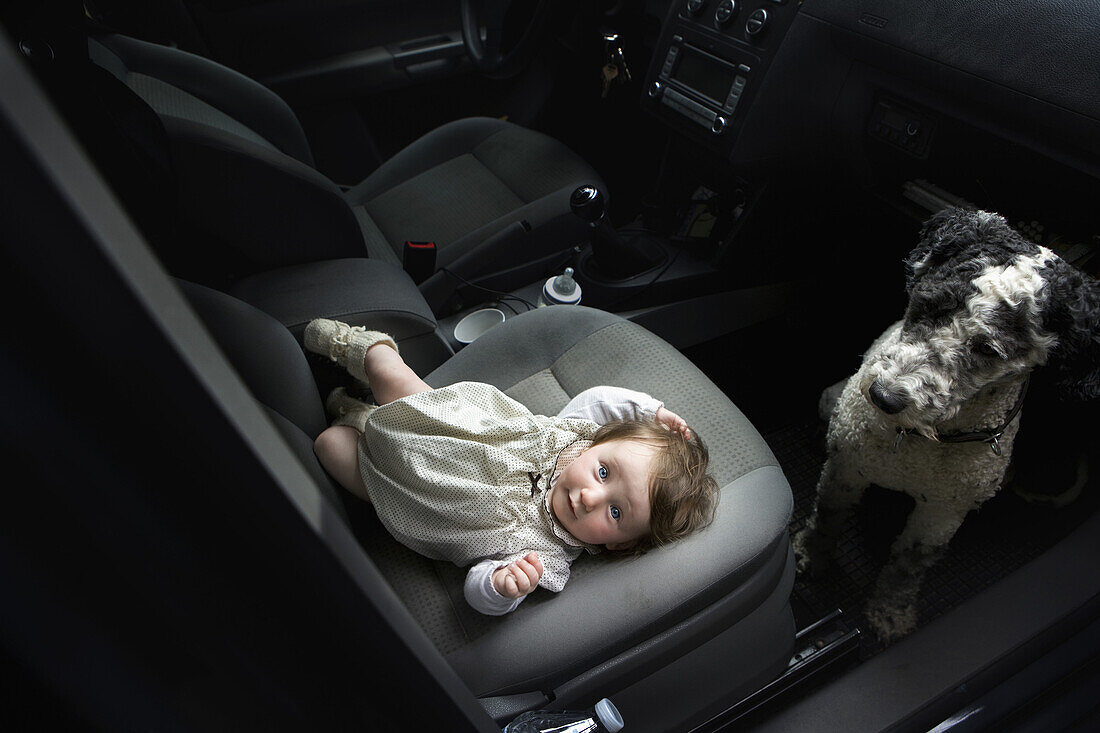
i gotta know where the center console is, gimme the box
[642,0,801,156]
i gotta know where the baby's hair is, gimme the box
[590,417,719,556]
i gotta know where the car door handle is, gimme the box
[390,32,466,69]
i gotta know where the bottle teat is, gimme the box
[540,266,582,306]
[554,267,577,296]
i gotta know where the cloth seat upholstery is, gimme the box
[416,306,794,697]
[89,34,606,283]
[180,281,794,711]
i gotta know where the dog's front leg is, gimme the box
[793,455,869,576]
[864,500,970,643]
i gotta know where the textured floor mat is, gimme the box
[767,419,1098,658]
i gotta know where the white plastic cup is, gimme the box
[453,308,505,344]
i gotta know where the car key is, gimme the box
[601,63,619,98]
[604,32,632,83]
[610,48,631,82]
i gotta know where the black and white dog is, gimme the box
[794,207,1099,642]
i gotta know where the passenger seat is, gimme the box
[178,275,796,728]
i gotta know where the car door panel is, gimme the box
[185,0,471,103]
[259,29,471,104]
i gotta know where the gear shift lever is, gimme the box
[569,185,609,227]
[570,186,661,279]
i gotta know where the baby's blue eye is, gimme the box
[610,505,621,520]
[598,465,608,480]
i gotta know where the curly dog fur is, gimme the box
[794,207,1100,642]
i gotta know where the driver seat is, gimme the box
[87,33,606,295]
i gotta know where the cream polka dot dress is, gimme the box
[357,381,601,592]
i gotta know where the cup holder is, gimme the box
[453,308,505,344]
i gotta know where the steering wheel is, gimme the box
[461,0,549,79]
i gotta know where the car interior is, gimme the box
[1,1,1098,731]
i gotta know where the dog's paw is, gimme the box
[864,595,917,644]
[791,527,813,573]
[792,527,833,578]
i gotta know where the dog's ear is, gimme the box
[904,208,982,290]
[1041,257,1100,401]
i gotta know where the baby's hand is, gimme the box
[492,552,543,599]
[656,406,692,439]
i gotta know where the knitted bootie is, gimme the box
[325,387,378,432]
[303,319,398,384]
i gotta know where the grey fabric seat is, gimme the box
[180,278,796,726]
[89,34,606,287]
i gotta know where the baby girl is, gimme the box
[305,319,718,615]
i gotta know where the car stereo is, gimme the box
[650,36,751,136]
[643,0,802,154]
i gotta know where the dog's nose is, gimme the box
[869,380,907,414]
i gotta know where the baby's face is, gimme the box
[549,439,654,550]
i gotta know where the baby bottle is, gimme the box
[538,267,582,307]
[502,697,624,733]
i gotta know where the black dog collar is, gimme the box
[892,377,1029,456]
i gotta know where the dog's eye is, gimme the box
[974,341,1000,358]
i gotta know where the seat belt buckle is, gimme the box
[402,241,436,284]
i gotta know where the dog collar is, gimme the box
[891,377,1029,456]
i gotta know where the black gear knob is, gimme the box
[570,185,606,225]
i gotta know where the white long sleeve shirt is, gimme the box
[463,386,662,615]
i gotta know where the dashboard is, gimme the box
[642,0,1100,180]
[642,0,801,156]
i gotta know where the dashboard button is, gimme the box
[746,8,768,35]
[686,0,705,15]
[715,0,737,26]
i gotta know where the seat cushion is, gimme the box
[361,306,794,696]
[345,118,607,269]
